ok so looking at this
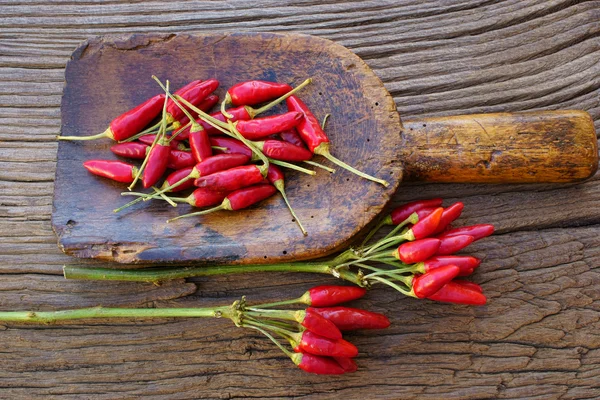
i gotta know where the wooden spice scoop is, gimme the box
[52,32,597,265]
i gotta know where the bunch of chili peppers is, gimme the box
[65,198,494,305]
[0,285,389,375]
[59,75,389,236]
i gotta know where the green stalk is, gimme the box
[0,306,230,323]
[63,261,363,285]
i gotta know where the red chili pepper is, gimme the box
[110,142,148,159]
[439,224,495,241]
[436,235,474,255]
[169,188,229,208]
[299,286,366,307]
[166,79,219,123]
[83,160,137,183]
[209,136,252,157]
[431,202,464,235]
[279,129,307,148]
[160,167,195,192]
[166,149,195,170]
[427,281,487,305]
[334,357,358,373]
[59,94,165,141]
[389,198,444,225]
[177,94,219,127]
[138,134,180,149]
[188,126,212,163]
[254,140,313,162]
[292,331,358,358]
[407,207,444,240]
[167,183,276,222]
[194,164,264,192]
[236,111,303,140]
[141,136,171,189]
[308,307,390,330]
[225,80,292,108]
[200,106,253,135]
[454,281,483,293]
[286,95,329,153]
[154,153,250,196]
[411,265,460,299]
[393,238,441,264]
[421,255,481,277]
[266,164,307,235]
[291,352,345,375]
[297,309,342,340]
[286,95,388,186]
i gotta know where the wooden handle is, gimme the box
[400,110,598,183]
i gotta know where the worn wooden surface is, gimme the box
[1,1,600,399]
[52,32,403,265]
[403,110,598,183]
[53,33,598,266]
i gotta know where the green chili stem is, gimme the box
[63,261,361,285]
[0,306,230,323]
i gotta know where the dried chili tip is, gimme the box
[386,198,444,225]
[295,309,342,340]
[291,330,358,358]
[298,285,367,307]
[334,357,358,373]
[455,280,483,293]
[438,224,495,241]
[83,160,138,183]
[308,307,390,331]
[436,235,475,255]
[393,238,441,264]
[410,265,460,299]
[427,280,487,305]
[418,255,481,277]
[290,352,346,375]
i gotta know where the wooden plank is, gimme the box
[0,0,599,397]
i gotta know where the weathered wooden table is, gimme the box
[1,1,599,398]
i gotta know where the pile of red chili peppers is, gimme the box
[59,76,389,235]
[55,198,495,374]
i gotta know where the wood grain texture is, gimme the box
[403,110,598,182]
[52,32,402,265]
[1,0,600,398]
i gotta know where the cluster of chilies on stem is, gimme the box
[0,285,389,375]
[59,76,389,235]
[64,198,494,305]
